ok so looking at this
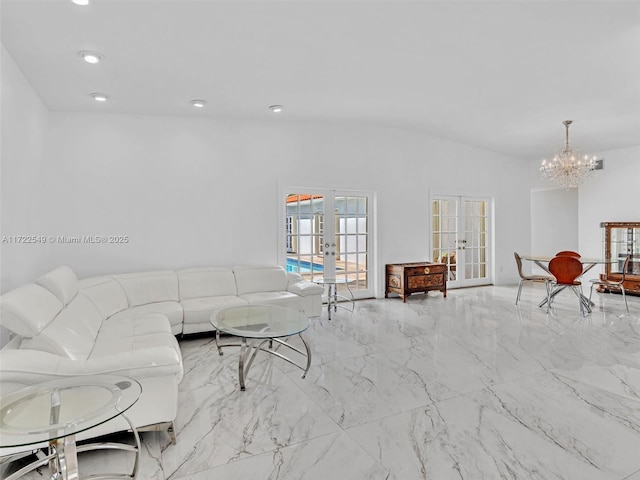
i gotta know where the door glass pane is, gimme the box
[463,200,489,281]
[285,194,325,281]
[432,198,458,281]
[334,195,369,294]
[357,233,368,252]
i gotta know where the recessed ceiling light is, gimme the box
[191,99,207,108]
[71,0,90,5]
[78,51,102,64]
[269,105,284,113]
[91,93,109,102]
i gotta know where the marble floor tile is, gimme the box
[160,361,341,478]
[553,364,640,402]
[173,432,393,480]
[348,370,640,480]
[3,285,638,479]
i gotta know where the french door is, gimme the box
[280,188,373,299]
[432,196,492,288]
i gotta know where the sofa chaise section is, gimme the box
[0,267,183,447]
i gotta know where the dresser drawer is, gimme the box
[405,265,444,276]
[407,274,443,289]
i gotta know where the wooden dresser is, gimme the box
[385,262,447,302]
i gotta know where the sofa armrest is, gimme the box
[287,276,325,297]
[0,347,183,390]
[286,272,304,284]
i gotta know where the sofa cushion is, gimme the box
[91,332,181,360]
[239,291,302,310]
[114,271,179,307]
[98,313,173,340]
[178,267,238,300]
[0,284,63,337]
[92,312,181,360]
[182,296,248,327]
[108,301,184,335]
[80,278,129,319]
[35,295,103,359]
[36,265,78,306]
[233,266,288,295]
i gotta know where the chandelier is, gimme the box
[540,120,597,189]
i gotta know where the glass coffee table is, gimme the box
[0,374,142,480]
[211,305,312,391]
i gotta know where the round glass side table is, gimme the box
[0,374,142,480]
[315,277,355,320]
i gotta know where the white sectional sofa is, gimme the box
[0,264,323,449]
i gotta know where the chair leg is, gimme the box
[547,284,555,313]
[591,283,629,315]
[573,286,583,316]
[580,286,591,315]
[570,286,589,316]
[516,280,523,305]
[621,287,629,314]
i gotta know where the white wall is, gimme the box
[578,146,640,282]
[0,46,50,344]
[0,46,50,290]
[529,146,639,280]
[1,106,531,296]
[531,187,579,247]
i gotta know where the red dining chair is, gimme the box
[589,254,630,314]
[547,256,589,315]
[555,250,581,259]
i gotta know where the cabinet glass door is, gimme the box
[606,225,640,275]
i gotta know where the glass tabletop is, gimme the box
[315,277,355,285]
[0,375,141,448]
[520,255,616,264]
[212,305,309,338]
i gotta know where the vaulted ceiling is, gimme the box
[2,0,639,159]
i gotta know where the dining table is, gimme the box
[519,255,616,311]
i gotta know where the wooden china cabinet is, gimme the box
[600,222,640,296]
